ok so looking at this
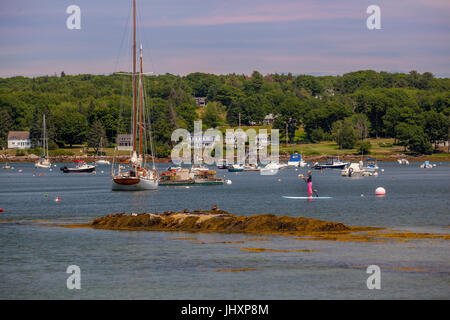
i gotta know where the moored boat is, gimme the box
[228,164,244,172]
[420,161,432,168]
[35,114,51,169]
[312,157,348,169]
[95,137,110,165]
[61,161,96,173]
[288,153,307,167]
[363,158,379,173]
[111,1,159,191]
[159,167,223,186]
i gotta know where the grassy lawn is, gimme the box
[279,138,404,157]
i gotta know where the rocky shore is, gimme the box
[64,206,377,235]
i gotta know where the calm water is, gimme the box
[0,162,449,299]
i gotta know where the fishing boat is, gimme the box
[312,157,348,169]
[111,0,158,191]
[60,161,96,173]
[287,153,307,167]
[35,114,51,169]
[95,137,110,165]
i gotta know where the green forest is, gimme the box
[0,70,449,157]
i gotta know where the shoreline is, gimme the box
[1,154,449,163]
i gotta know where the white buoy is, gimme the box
[381,169,384,172]
[374,172,378,176]
[278,178,282,182]
[375,187,386,196]
[361,194,364,197]
[226,179,232,184]
[185,186,190,189]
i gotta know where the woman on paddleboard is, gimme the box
[299,170,313,197]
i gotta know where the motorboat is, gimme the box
[61,161,96,173]
[341,162,373,177]
[260,162,288,175]
[420,161,432,168]
[363,158,379,173]
[312,157,348,169]
[288,153,307,167]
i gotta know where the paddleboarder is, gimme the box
[299,170,314,197]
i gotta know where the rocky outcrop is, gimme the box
[87,206,352,235]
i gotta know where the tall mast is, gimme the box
[139,44,143,157]
[42,114,46,157]
[132,0,137,153]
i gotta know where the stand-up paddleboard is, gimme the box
[282,196,332,199]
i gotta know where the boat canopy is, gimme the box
[366,158,377,161]
[289,153,302,161]
[424,161,430,165]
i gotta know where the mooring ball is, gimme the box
[375,187,386,196]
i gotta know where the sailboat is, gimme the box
[111,0,158,191]
[95,137,110,165]
[35,114,51,168]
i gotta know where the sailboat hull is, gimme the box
[35,161,51,168]
[112,177,158,191]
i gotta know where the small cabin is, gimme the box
[8,131,31,149]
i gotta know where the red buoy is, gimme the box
[0,208,4,212]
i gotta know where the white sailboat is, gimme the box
[35,114,51,168]
[111,1,158,191]
[95,137,110,165]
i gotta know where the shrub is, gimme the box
[49,149,75,156]
[378,142,393,148]
[27,148,43,156]
[15,149,26,156]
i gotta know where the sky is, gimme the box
[0,0,449,77]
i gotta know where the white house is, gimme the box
[117,134,133,151]
[8,131,31,149]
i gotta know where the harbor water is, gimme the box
[0,162,449,299]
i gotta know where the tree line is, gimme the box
[0,70,449,156]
